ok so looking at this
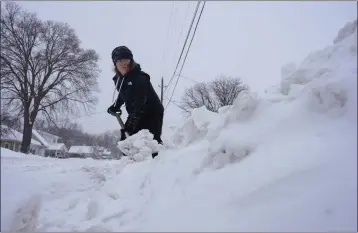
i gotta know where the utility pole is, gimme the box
[159,77,166,104]
[160,77,164,104]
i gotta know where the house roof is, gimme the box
[37,130,60,139]
[48,143,67,151]
[32,129,50,147]
[1,126,42,146]
[68,146,94,154]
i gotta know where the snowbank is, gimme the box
[170,106,219,147]
[172,19,357,151]
[1,20,357,232]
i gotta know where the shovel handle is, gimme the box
[115,114,130,138]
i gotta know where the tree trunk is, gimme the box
[20,98,40,154]
[20,109,33,154]
[21,122,33,154]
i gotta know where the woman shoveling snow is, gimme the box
[107,46,164,159]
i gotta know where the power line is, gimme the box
[175,74,199,83]
[176,1,192,54]
[163,96,183,110]
[164,1,201,95]
[167,1,192,91]
[165,1,206,110]
[164,2,200,95]
[177,1,206,78]
[161,1,175,78]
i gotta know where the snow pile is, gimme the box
[279,19,357,108]
[172,19,357,151]
[1,20,357,232]
[201,19,356,172]
[117,129,163,161]
[170,106,219,147]
[170,93,260,147]
[170,89,262,150]
[334,19,357,44]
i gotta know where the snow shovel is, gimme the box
[114,113,137,161]
[114,113,160,162]
[114,113,130,138]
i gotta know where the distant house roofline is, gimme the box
[32,129,50,147]
[35,129,60,139]
[1,126,43,146]
[47,143,68,151]
[68,145,94,154]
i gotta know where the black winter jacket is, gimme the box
[112,63,164,132]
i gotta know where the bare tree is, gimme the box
[1,2,100,153]
[180,82,218,113]
[0,111,22,137]
[180,75,248,113]
[210,75,248,107]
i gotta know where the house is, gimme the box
[93,146,112,159]
[68,146,94,159]
[32,129,61,145]
[32,129,68,158]
[0,126,46,156]
[46,143,68,158]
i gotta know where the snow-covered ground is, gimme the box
[1,20,357,232]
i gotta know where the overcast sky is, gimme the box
[16,1,357,135]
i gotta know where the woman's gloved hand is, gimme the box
[107,105,122,116]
